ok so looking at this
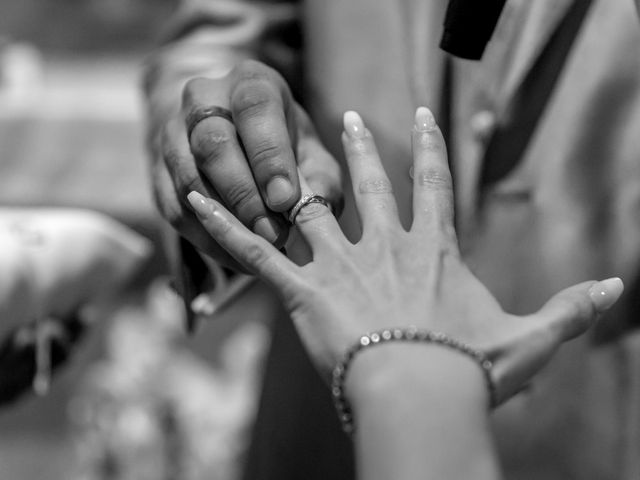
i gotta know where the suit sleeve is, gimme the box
[141,0,301,330]
[143,0,301,134]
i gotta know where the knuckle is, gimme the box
[250,141,285,169]
[224,181,259,213]
[191,128,234,159]
[358,178,393,195]
[242,243,270,268]
[416,166,453,190]
[231,86,275,119]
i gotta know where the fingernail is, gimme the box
[589,277,624,313]
[343,111,366,139]
[266,176,295,207]
[415,106,437,132]
[253,216,281,244]
[187,191,216,219]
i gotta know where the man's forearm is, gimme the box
[142,0,301,127]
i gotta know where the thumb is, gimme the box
[534,277,624,343]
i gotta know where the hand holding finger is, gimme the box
[290,168,345,256]
[186,106,626,414]
[187,191,300,293]
[182,76,289,246]
[152,143,245,269]
[230,61,300,211]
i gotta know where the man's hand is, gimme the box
[151,60,342,269]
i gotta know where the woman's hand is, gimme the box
[187,107,623,405]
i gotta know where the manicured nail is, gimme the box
[187,190,216,219]
[589,277,624,313]
[343,111,366,139]
[415,106,437,132]
[253,216,281,244]
[266,176,295,207]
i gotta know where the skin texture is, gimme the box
[187,108,623,479]
[154,60,342,269]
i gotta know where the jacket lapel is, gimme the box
[496,0,575,113]
[400,0,449,110]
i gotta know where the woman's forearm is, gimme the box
[346,345,502,480]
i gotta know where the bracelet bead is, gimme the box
[331,327,496,435]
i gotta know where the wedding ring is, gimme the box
[288,194,330,224]
[186,106,234,140]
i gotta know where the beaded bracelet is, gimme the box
[330,326,496,435]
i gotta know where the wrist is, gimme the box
[346,343,489,413]
[344,343,501,480]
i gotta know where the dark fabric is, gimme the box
[242,311,355,480]
[480,0,594,186]
[439,0,507,60]
[178,238,211,333]
[0,313,86,406]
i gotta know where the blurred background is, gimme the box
[0,0,173,217]
[0,2,268,478]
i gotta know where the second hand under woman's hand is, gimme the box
[186,107,623,407]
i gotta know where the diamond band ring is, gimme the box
[287,194,330,224]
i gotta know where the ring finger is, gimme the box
[290,169,345,255]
